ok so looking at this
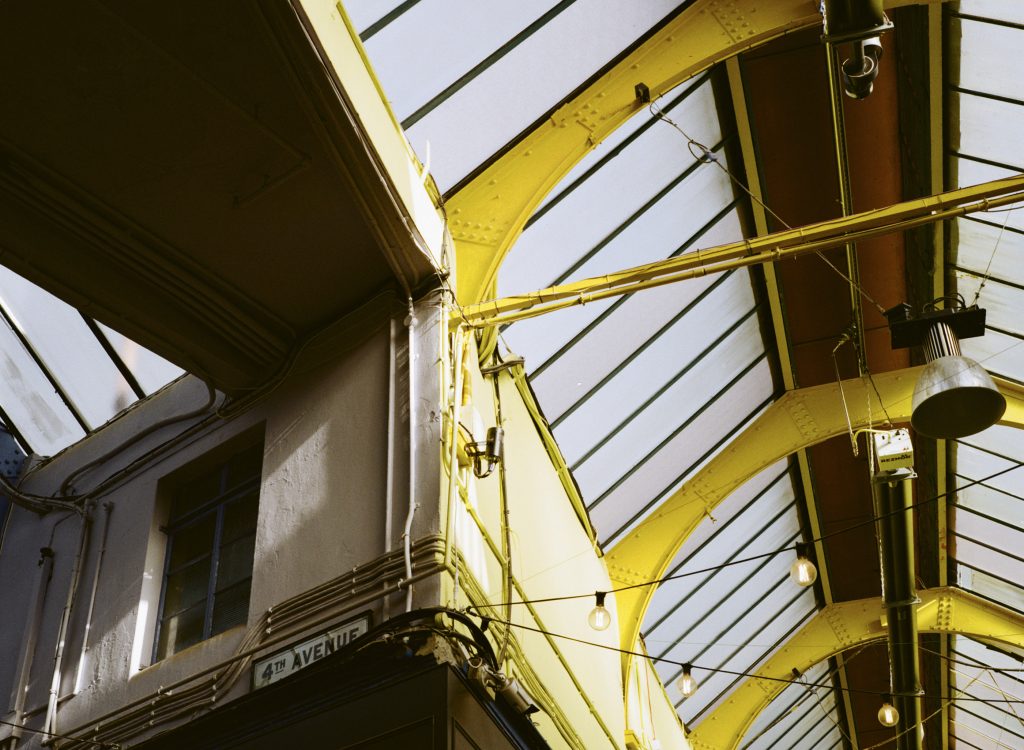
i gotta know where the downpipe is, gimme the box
[402,298,418,612]
[872,468,923,750]
[6,547,54,749]
[43,503,93,739]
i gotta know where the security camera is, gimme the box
[495,677,539,716]
[841,36,883,99]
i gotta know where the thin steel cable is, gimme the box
[970,203,1017,307]
[649,100,888,315]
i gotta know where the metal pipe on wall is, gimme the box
[43,505,93,738]
[7,546,54,749]
[73,502,113,694]
[872,468,923,750]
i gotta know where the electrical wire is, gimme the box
[466,457,1024,612]
[649,100,888,316]
[471,613,1024,704]
[0,716,119,749]
[970,203,1017,308]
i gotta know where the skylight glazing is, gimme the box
[950,636,1024,750]
[0,270,183,456]
[954,427,1024,616]
[350,0,684,191]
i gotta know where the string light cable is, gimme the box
[469,612,1024,706]
[465,457,1024,613]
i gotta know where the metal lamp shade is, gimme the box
[911,355,1006,439]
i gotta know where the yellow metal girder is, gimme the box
[446,0,950,307]
[606,370,1024,678]
[685,587,1024,750]
[456,174,1024,327]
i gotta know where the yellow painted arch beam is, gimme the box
[446,0,945,306]
[606,370,1024,678]
[685,586,1024,750]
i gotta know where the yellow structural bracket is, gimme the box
[606,370,1024,683]
[685,586,1024,750]
[445,0,951,307]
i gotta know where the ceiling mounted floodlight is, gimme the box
[885,303,1006,439]
[821,0,894,98]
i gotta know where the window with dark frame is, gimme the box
[155,441,263,661]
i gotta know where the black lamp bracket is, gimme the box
[884,303,986,350]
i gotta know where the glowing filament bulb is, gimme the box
[588,591,611,631]
[878,701,899,727]
[676,664,697,698]
[790,544,818,587]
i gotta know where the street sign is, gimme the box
[253,612,371,689]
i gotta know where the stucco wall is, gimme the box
[0,294,445,748]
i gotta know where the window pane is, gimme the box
[216,533,255,591]
[222,494,258,543]
[163,559,211,617]
[211,578,251,635]
[225,444,262,492]
[158,601,206,659]
[168,515,215,570]
[171,469,223,521]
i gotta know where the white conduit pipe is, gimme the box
[446,326,466,607]
[8,547,54,749]
[73,502,113,694]
[44,506,93,739]
[382,319,398,621]
[403,297,418,612]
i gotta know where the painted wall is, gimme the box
[445,333,690,750]
[0,294,445,748]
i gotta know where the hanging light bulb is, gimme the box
[676,664,697,698]
[587,591,611,631]
[789,543,818,587]
[878,700,899,727]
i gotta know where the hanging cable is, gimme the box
[970,203,1017,307]
[466,458,1024,612]
[469,613,1024,704]
[649,100,888,316]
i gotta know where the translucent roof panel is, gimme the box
[954,427,1024,616]
[740,661,846,750]
[643,462,820,730]
[0,270,183,456]
[950,636,1024,750]
[348,0,685,190]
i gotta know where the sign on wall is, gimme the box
[253,612,371,689]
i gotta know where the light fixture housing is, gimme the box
[790,542,818,588]
[676,664,697,698]
[885,304,1006,439]
[587,591,611,631]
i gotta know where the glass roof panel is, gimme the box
[958,14,1024,102]
[955,429,1024,615]
[0,266,132,430]
[951,636,1024,750]
[351,0,683,189]
[0,268,183,456]
[740,661,846,750]
[0,308,85,456]
[958,93,1024,172]
[96,323,184,395]
[957,218,1024,280]
[957,0,1024,25]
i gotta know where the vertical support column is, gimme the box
[873,468,923,750]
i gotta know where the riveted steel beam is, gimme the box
[606,370,1024,682]
[447,0,957,307]
[685,587,1024,750]
[455,174,1024,328]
